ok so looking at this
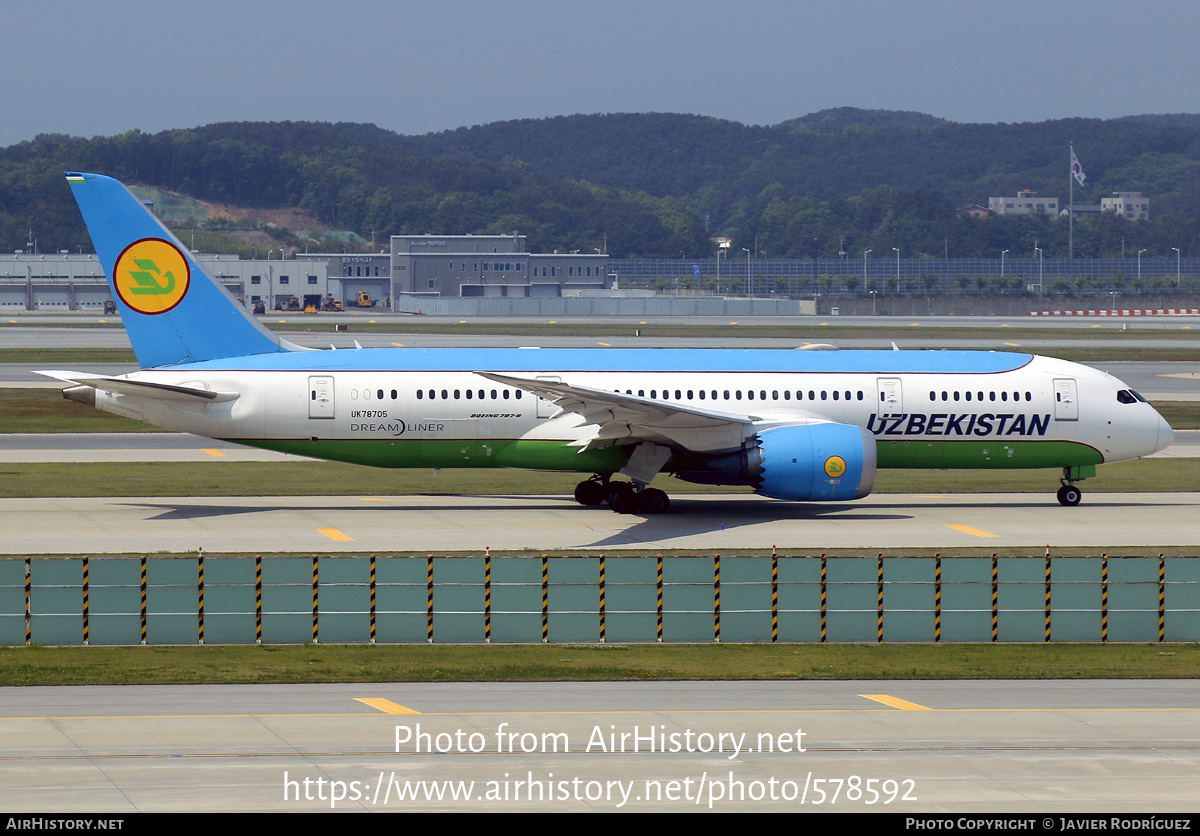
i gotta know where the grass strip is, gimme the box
[0,458,1194,498]
[1,644,1197,686]
[0,388,167,432]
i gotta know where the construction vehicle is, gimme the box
[354,290,375,308]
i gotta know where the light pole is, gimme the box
[1137,248,1146,282]
[743,247,751,296]
[1173,247,1181,287]
[862,249,871,294]
[892,248,900,294]
[1034,247,1043,294]
[870,289,878,316]
[1001,249,1009,279]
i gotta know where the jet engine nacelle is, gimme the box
[752,423,877,501]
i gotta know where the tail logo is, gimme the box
[113,238,191,315]
[824,455,847,478]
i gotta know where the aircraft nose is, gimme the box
[1155,410,1175,454]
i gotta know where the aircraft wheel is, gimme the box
[640,488,670,514]
[1057,485,1082,506]
[608,483,640,514]
[574,480,606,506]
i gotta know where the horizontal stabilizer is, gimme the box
[35,370,238,403]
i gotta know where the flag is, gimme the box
[1071,147,1086,186]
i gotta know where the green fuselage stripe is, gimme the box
[234,437,1102,473]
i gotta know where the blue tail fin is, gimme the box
[65,172,289,368]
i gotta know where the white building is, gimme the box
[987,190,1060,216]
[1100,192,1150,220]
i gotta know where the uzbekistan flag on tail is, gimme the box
[1071,146,1086,186]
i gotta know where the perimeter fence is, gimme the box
[2,553,1197,645]
[611,256,1200,298]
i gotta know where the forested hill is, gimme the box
[4,109,1200,260]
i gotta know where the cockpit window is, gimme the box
[1116,389,1145,404]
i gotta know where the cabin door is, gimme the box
[1053,378,1079,421]
[876,377,903,416]
[309,376,335,419]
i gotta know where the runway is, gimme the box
[1,680,1196,812]
[2,492,1198,554]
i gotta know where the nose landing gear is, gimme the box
[1056,484,1082,506]
[1056,465,1088,506]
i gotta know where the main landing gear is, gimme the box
[573,477,671,515]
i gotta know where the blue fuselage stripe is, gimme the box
[170,348,1034,375]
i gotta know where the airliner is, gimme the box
[43,172,1173,513]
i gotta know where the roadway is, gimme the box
[1,492,1198,554]
[1,680,1196,812]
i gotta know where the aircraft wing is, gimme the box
[35,370,240,403]
[479,371,770,453]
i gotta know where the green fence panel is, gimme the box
[776,557,822,642]
[662,558,715,642]
[205,559,257,644]
[31,560,83,645]
[882,558,935,642]
[375,557,429,643]
[1107,558,1160,641]
[939,558,993,642]
[1050,558,1101,642]
[720,557,773,643]
[88,559,141,645]
[0,560,26,645]
[433,558,485,643]
[825,558,877,642]
[548,558,599,642]
[605,557,658,642]
[1165,558,1200,642]
[146,559,199,644]
[997,558,1046,642]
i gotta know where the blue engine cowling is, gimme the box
[752,423,876,501]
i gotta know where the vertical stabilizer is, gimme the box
[65,172,288,368]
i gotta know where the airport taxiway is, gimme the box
[2,492,1198,554]
[1,680,1197,812]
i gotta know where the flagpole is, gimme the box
[1069,142,1074,260]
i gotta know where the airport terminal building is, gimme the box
[1,233,609,312]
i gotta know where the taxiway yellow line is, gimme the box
[356,698,420,715]
[318,528,354,541]
[201,448,227,457]
[860,695,933,711]
[946,524,997,538]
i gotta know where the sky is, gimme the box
[5,0,1200,148]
